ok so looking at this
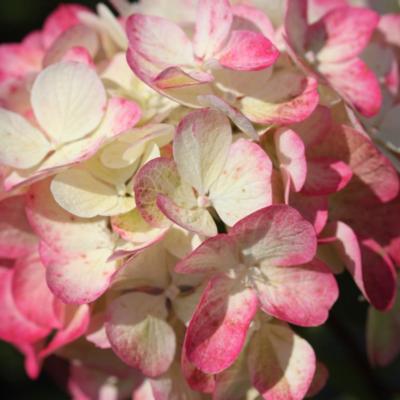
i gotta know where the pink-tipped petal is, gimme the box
[42,4,89,49]
[106,292,175,377]
[194,0,233,59]
[232,4,275,41]
[303,158,352,195]
[218,30,279,71]
[312,124,399,204]
[175,234,238,275]
[230,205,317,266]
[253,259,338,326]
[324,221,397,311]
[126,14,194,83]
[43,24,99,67]
[321,58,382,117]
[181,346,216,393]
[248,320,316,400]
[360,240,397,311]
[315,7,379,63]
[240,71,319,125]
[185,274,258,374]
[39,304,90,358]
[41,242,117,305]
[12,252,60,330]
[292,105,332,147]
[0,195,37,258]
[0,268,49,345]
[284,0,308,54]
[134,157,197,229]
[26,179,114,254]
[289,192,328,235]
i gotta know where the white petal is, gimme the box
[51,168,119,218]
[173,109,231,195]
[31,61,107,144]
[0,109,50,169]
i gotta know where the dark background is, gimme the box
[1,1,400,399]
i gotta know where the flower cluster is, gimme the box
[0,0,400,399]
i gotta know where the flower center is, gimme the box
[165,284,180,301]
[197,195,211,208]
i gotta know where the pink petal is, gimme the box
[60,46,95,65]
[284,0,308,54]
[315,7,379,63]
[312,124,399,204]
[0,195,37,258]
[320,221,363,287]
[42,4,90,49]
[194,0,233,59]
[320,58,382,117]
[360,240,397,311]
[134,157,198,229]
[43,24,99,67]
[40,241,117,305]
[274,128,306,194]
[321,221,396,311]
[106,292,175,377]
[185,274,258,374]
[26,179,115,254]
[0,42,42,82]
[16,342,42,379]
[232,4,275,41]
[292,105,332,147]
[379,14,400,48]
[39,304,90,358]
[289,192,328,235]
[308,0,348,22]
[303,158,353,195]
[12,252,60,329]
[240,71,319,125]
[0,267,50,345]
[253,259,338,326]
[126,14,194,83]
[181,346,216,393]
[248,320,316,400]
[218,30,279,71]
[175,234,238,275]
[230,205,317,266]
